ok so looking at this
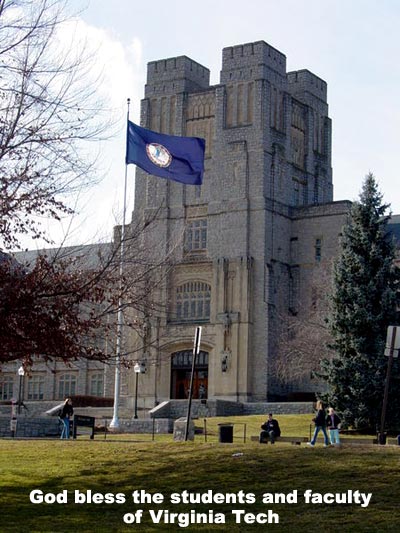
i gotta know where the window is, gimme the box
[171,350,208,368]
[289,267,299,314]
[313,174,319,204]
[27,374,45,400]
[302,180,308,205]
[57,373,77,399]
[176,281,211,322]
[0,375,14,400]
[290,237,299,264]
[185,219,207,252]
[90,372,104,396]
[264,264,274,304]
[292,178,308,206]
[315,238,322,262]
[293,180,300,206]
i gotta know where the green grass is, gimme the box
[186,414,376,442]
[1,415,399,532]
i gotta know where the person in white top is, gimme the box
[326,407,341,446]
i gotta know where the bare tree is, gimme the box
[0,0,109,250]
[0,209,182,367]
[0,1,186,371]
[273,264,334,391]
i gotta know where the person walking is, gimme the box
[326,407,341,446]
[60,398,74,439]
[308,400,330,447]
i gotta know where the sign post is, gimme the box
[73,415,96,440]
[379,326,399,444]
[184,326,202,441]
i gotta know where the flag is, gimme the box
[125,121,205,185]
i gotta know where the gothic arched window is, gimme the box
[176,281,211,322]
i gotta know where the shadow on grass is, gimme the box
[1,441,400,532]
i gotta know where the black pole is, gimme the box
[379,327,397,443]
[134,370,139,419]
[17,374,23,415]
[184,349,197,441]
[185,327,202,441]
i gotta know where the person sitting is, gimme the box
[259,413,281,444]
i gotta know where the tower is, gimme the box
[124,40,338,407]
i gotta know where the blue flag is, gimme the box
[125,121,205,185]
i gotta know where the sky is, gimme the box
[24,0,400,248]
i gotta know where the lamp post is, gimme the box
[133,362,146,419]
[17,366,25,415]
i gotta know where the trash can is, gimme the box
[377,432,387,445]
[397,435,400,446]
[218,424,233,443]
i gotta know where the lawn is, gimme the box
[0,415,399,532]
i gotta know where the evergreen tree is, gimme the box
[320,173,400,429]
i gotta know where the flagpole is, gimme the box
[110,98,131,429]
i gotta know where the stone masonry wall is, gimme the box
[149,400,313,419]
[0,415,173,437]
[0,416,60,438]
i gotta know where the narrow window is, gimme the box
[27,374,45,400]
[185,219,207,252]
[315,238,322,262]
[0,375,14,400]
[90,372,104,396]
[58,373,77,399]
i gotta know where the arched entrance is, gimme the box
[171,350,208,399]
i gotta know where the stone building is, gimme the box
[0,244,117,407]
[121,39,351,410]
[1,40,398,412]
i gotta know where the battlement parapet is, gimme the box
[220,40,286,83]
[146,55,210,95]
[287,69,327,102]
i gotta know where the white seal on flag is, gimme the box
[146,143,172,168]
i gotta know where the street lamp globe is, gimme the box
[17,366,25,415]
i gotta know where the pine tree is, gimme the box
[320,173,400,429]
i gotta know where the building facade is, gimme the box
[2,40,398,412]
[121,40,351,410]
[0,244,116,407]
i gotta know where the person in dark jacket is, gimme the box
[60,398,74,439]
[259,413,281,444]
[326,407,341,446]
[308,400,330,447]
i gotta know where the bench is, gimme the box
[252,436,399,446]
[251,436,308,445]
